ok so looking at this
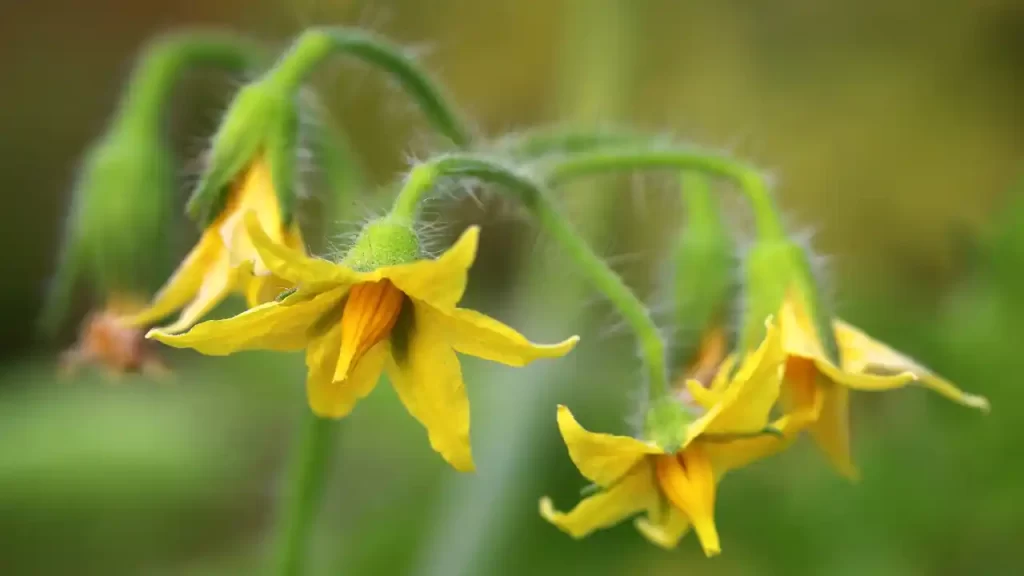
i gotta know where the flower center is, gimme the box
[654,445,720,556]
[335,279,405,380]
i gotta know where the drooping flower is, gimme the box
[61,294,166,377]
[776,292,990,478]
[149,213,578,471]
[128,157,303,334]
[541,320,799,556]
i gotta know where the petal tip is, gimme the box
[538,496,557,522]
[966,394,991,414]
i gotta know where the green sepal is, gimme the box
[643,396,696,454]
[39,127,174,337]
[672,173,736,366]
[341,217,422,271]
[186,81,293,227]
[741,237,839,363]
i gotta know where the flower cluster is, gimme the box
[43,26,990,570]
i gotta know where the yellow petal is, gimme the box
[684,325,730,386]
[242,270,294,308]
[556,404,662,487]
[705,412,811,472]
[779,296,829,359]
[686,355,738,411]
[635,505,691,550]
[306,337,387,419]
[379,226,479,309]
[540,463,658,539]
[427,304,579,367]
[834,319,990,412]
[655,447,721,557]
[127,230,223,327]
[155,253,237,335]
[808,382,858,480]
[385,302,474,472]
[245,211,357,287]
[684,319,785,444]
[149,287,346,355]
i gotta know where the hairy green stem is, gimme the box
[273,412,336,576]
[113,31,260,137]
[391,154,669,399]
[494,127,651,161]
[543,148,786,241]
[266,27,471,147]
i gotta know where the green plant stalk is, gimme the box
[544,148,786,242]
[112,31,260,138]
[273,412,336,576]
[494,127,650,160]
[265,27,471,147]
[391,154,669,399]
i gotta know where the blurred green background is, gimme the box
[3,0,1022,574]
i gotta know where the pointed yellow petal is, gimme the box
[428,304,579,367]
[634,506,691,550]
[155,253,237,335]
[245,211,357,287]
[385,302,474,472]
[707,354,737,395]
[127,231,223,327]
[540,463,658,539]
[808,383,859,480]
[655,448,721,557]
[306,337,387,419]
[378,226,479,309]
[684,319,785,443]
[834,319,990,411]
[149,287,345,355]
[555,405,662,487]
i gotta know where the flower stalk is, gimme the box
[264,27,472,147]
[390,154,669,402]
[541,147,786,241]
[273,412,336,576]
[111,31,260,138]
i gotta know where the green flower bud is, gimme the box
[186,79,300,228]
[672,173,736,368]
[644,396,695,453]
[341,217,422,271]
[40,127,174,337]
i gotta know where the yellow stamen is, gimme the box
[784,356,819,413]
[336,280,405,381]
[655,445,721,556]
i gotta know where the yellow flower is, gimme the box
[129,156,303,334]
[149,214,579,471]
[778,293,990,478]
[541,320,797,556]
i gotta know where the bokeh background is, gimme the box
[3,0,1023,574]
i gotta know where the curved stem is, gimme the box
[113,31,260,137]
[266,27,471,147]
[273,412,336,576]
[542,148,786,241]
[391,154,669,400]
[493,127,652,161]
